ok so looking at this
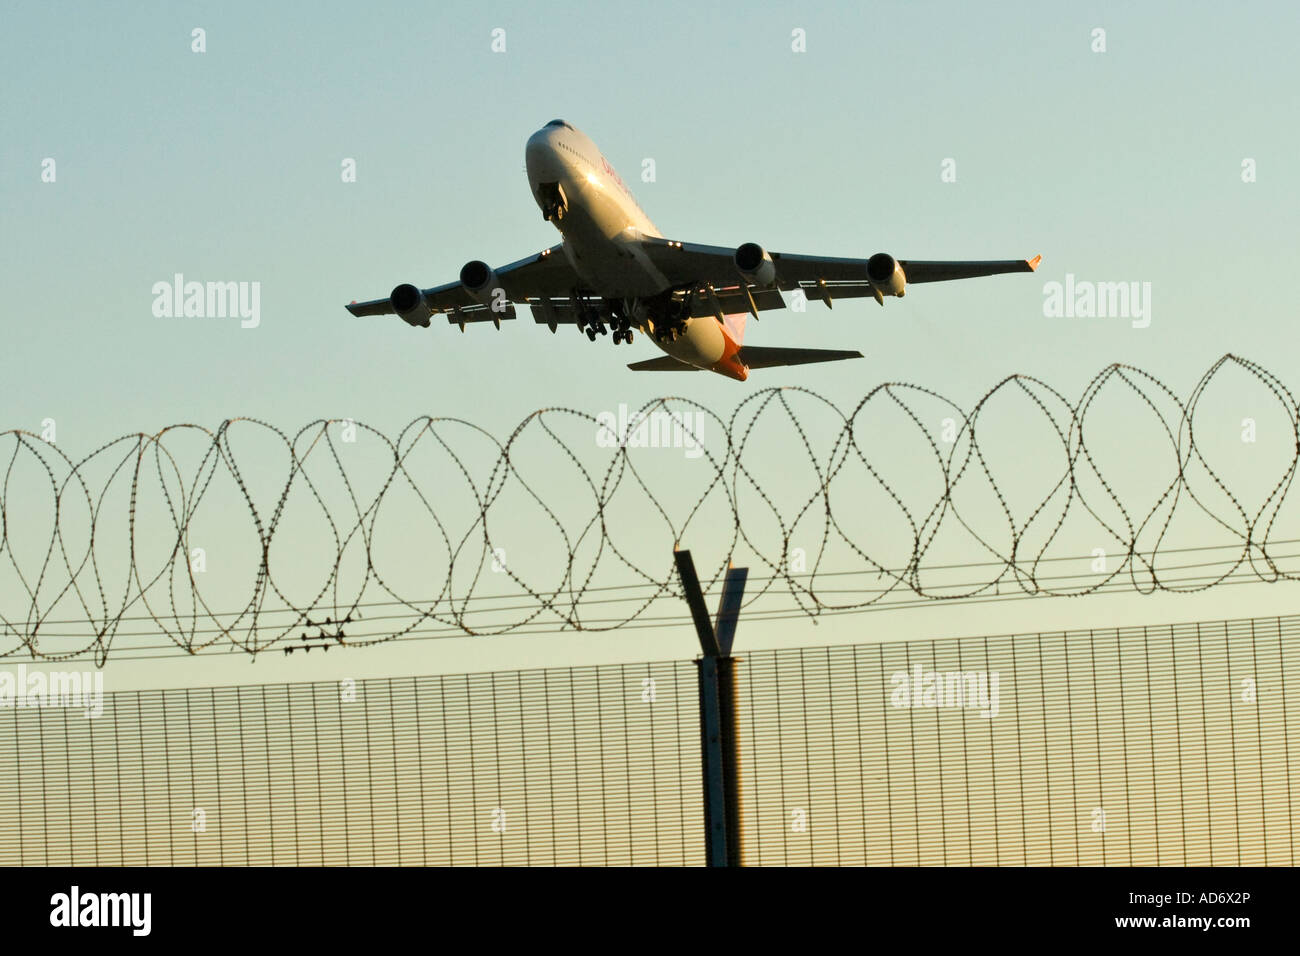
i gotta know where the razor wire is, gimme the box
[1,354,1297,664]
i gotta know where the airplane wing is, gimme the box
[637,237,1040,315]
[346,238,1039,329]
[346,244,595,330]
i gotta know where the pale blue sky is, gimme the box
[2,1,1298,690]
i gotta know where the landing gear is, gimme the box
[607,312,638,345]
[651,321,683,344]
[538,182,568,223]
[577,305,607,341]
[571,296,644,346]
[638,293,689,345]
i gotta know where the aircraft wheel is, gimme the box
[586,328,597,342]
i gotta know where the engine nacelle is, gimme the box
[867,253,906,298]
[734,242,776,287]
[460,260,506,309]
[390,283,432,327]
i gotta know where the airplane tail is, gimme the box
[735,346,863,369]
[628,346,864,372]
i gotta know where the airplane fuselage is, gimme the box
[524,121,745,379]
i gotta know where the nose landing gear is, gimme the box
[537,181,568,223]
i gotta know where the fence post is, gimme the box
[675,549,747,867]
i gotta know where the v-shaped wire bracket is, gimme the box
[674,549,748,658]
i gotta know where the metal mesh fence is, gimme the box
[737,616,1299,865]
[1,614,1296,865]
[0,662,703,866]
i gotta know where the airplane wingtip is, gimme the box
[1027,254,1042,271]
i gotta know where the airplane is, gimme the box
[347,119,1040,382]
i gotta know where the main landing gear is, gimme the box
[578,309,607,341]
[577,307,635,345]
[571,289,687,346]
[650,323,682,344]
[603,313,635,345]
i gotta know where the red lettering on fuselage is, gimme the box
[600,155,634,200]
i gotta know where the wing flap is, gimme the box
[527,297,600,325]
[682,284,786,318]
[444,304,516,325]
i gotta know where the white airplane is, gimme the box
[347,119,1040,381]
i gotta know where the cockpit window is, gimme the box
[545,119,573,129]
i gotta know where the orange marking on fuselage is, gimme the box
[711,323,748,382]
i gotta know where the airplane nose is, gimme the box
[525,127,561,179]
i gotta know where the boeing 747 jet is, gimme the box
[347,120,1040,381]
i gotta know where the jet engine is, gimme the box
[390,283,433,327]
[734,242,776,287]
[867,253,906,298]
[460,260,506,310]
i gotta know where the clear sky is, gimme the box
[2,0,1298,692]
